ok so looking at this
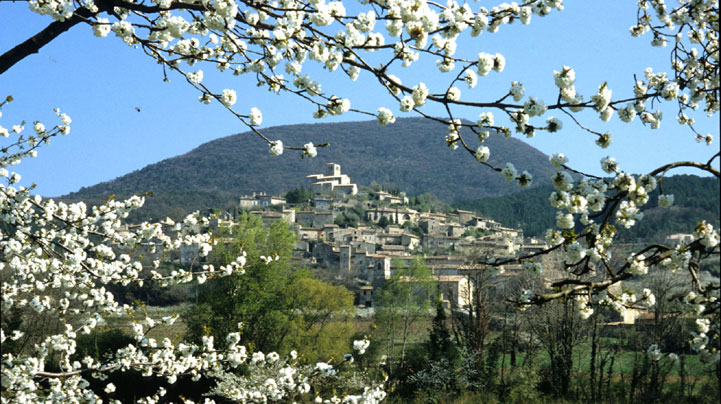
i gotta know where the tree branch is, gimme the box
[649,159,720,178]
[533,274,632,305]
[0,7,96,75]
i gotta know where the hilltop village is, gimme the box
[185,163,547,309]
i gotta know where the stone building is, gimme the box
[374,191,408,205]
[296,210,334,228]
[307,163,358,195]
[365,207,419,225]
[239,192,286,208]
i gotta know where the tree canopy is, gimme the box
[183,214,356,360]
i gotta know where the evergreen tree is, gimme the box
[377,215,390,228]
[427,298,458,363]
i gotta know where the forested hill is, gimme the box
[61,118,556,219]
[457,175,720,242]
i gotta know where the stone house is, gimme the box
[418,219,463,237]
[358,285,375,307]
[249,211,285,227]
[446,223,465,237]
[419,218,444,235]
[521,237,548,254]
[451,209,476,225]
[313,195,333,210]
[239,192,286,208]
[391,273,474,310]
[469,217,502,230]
[425,255,469,276]
[281,209,296,224]
[321,224,339,240]
[239,194,259,208]
[307,163,358,195]
[339,245,352,272]
[604,306,648,325]
[419,212,448,222]
[497,226,523,240]
[375,191,408,205]
[363,254,392,288]
[453,236,517,257]
[365,207,419,226]
[436,275,474,309]
[666,233,694,246]
[296,210,334,228]
[378,245,411,257]
[258,194,286,207]
[401,233,420,250]
[377,231,403,246]
[423,234,461,251]
[298,227,323,242]
[349,241,377,254]
[312,242,338,267]
[331,245,394,280]
[295,239,311,254]
[331,227,380,245]
[179,242,201,265]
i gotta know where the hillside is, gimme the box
[62,118,556,220]
[457,175,721,241]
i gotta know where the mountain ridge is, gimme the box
[63,117,557,219]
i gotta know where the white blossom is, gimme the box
[303,142,317,158]
[269,140,283,156]
[221,89,237,107]
[249,107,263,126]
[501,162,517,182]
[376,107,395,125]
[475,146,490,163]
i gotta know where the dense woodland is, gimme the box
[61,118,555,206]
[457,175,721,242]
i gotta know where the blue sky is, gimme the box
[1,1,718,197]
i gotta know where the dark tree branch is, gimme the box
[112,0,207,14]
[649,158,720,178]
[0,7,97,75]
[533,273,632,305]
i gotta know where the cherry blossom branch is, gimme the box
[0,6,98,74]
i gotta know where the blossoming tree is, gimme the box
[1,0,719,401]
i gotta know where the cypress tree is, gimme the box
[427,298,458,363]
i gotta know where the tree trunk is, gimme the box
[590,313,597,400]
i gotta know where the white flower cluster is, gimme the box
[474,146,490,163]
[376,107,395,126]
[631,1,719,120]
[211,344,385,403]
[519,289,533,305]
[353,339,371,355]
[597,291,637,319]
[646,344,662,361]
[28,0,75,22]
[0,108,384,402]
[249,107,263,126]
[521,261,544,274]
[575,295,594,320]
[221,89,237,107]
[694,221,720,249]
[0,182,256,402]
[269,140,283,156]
